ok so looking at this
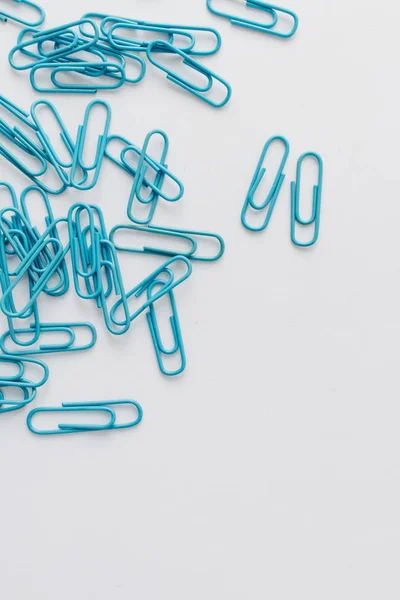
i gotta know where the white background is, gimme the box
[1,1,400,598]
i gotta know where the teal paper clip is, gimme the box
[0,95,36,129]
[110,255,192,325]
[0,322,97,355]
[146,280,186,376]
[27,405,116,434]
[30,100,75,178]
[290,152,323,247]
[0,0,45,27]
[27,400,143,434]
[241,135,289,231]
[206,0,298,38]
[146,41,231,108]
[109,223,225,262]
[70,100,111,190]
[0,354,48,387]
[129,20,221,56]
[0,383,36,414]
[8,19,99,71]
[123,130,184,204]
[0,220,70,318]
[66,400,143,430]
[30,62,126,94]
[107,21,194,53]
[68,203,102,299]
[97,240,131,335]
[20,185,70,295]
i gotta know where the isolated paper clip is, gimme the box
[241,135,289,231]
[27,400,143,434]
[146,41,231,108]
[290,152,323,247]
[206,0,298,38]
[0,0,45,27]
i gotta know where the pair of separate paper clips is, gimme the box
[241,136,323,246]
[0,354,48,413]
[206,0,298,38]
[0,0,45,27]
[27,400,143,435]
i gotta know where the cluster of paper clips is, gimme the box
[0,94,225,431]
[0,0,45,27]
[206,0,298,39]
[241,135,323,247]
[7,13,231,107]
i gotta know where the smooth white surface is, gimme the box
[1,1,400,598]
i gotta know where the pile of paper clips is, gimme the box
[0,94,225,432]
[7,13,231,107]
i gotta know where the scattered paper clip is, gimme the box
[290,152,323,247]
[241,135,289,232]
[206,0,298,38]
[0,0,45,27]
[27,400,143,434]
[146,280,186,376]
[146,41,231,108]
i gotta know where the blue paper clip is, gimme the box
[27,400,143,434]
[20,185,70,295]
[64,400,143,430]
[123,130,184,205]
[0,95,36,129]
[146,280,186,376]
[0,383,36,414]
[8,19,99,71]
[110,255,192,326]
[26,404,116,434]
[30,62,126,94]
[130,20,221,56]
[241,135,290,231]
[0,322,97,355]
[0,219,70,318]
[30,100,75,174]
[70,100,111,190]
[146,41,231,108]
[206,0,298,38]
[0,0,45,27]
[0,354,48,386]
[68,203,101,299]
[290,152,323,247]
[96,240,131,335]
[109,223,225,262]
[107,21,194,53]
